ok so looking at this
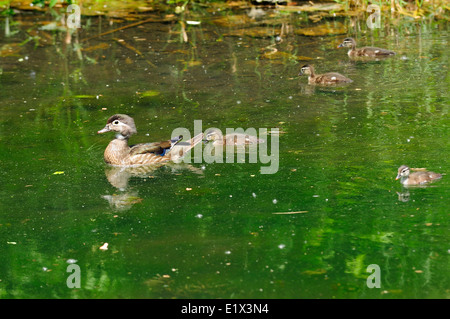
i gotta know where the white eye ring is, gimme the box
[113,120,120,125]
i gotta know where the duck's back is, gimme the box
[355,46,395,57]
[104,140,171,166]
[405,171,442,185]
[314,72,353,85]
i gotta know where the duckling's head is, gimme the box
[299,64,313,76]
[396,165,410,180]
[204,128,223,143]
[338,37,356,48]
[98,114,137,139]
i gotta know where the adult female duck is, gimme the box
[98,114,203,166]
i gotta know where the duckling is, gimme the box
[204,128,265,146]
[97,114,203,166]
[396,165,442,186]
[299,64,353,85]
[338,37,395,57]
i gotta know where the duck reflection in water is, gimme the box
[102,164,203,211]
[396,191,411,202]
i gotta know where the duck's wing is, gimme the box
[129,142,167,156]
[359,46,395,56]
[426,171,442,181]
[129,136,183,156]
[316,72,352,84]
[410,171,443,184]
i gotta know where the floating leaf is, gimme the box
[302,269,327,275]
[345,254,366,278]
[186,60,202,67]
[211,14,252,27]
[72,95,97,99]
[295,22,347,36]
[0,43,22,57]
[261,50,314,61]
[138,90,160,98]
[224,27,278,38]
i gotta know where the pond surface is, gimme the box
[0,7,448,299]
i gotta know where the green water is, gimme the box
[0,10,448,299]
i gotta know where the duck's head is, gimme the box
[97,114,137,139]
[338,37,356,48]
[299,64,314,76]
[396,165,410,180]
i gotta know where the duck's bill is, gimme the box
[395,175,400,180]
[97,125,111,134]
[338,44,344,48]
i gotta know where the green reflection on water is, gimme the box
[0,12,448,299]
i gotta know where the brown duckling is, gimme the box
[204,128,265,146]
[338,37,395,57]
[396,165,442,186]
[299,64,353,85]
[98,114,203,166]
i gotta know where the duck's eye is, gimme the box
[113,120,120,125]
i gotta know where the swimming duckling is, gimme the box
[204,128,264,146]
[396,165,442,186]
[338,37,395,58]
[299,64,353,85]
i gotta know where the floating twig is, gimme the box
[272,211,308,214]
